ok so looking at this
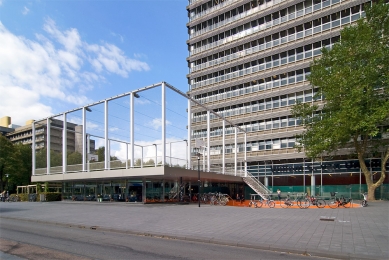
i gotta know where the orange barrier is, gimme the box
[227,200,360,208]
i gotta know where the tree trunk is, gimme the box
[358,147,388,201]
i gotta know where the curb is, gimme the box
[0,216,380,260]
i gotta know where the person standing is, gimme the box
[277,189,281,201]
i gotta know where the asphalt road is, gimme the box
[0,218,333,260]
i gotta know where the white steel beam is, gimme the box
[222,120,225,174]
[104,100,109,170]
[187,99,191,169]
[63,113,67,174]
[82,107,86,172]
[46,118,51,175]
[234,127,237,176]
[32,121,36,176]
[161,82,166,166]
[207,111,210,172]
[130,94,134,168]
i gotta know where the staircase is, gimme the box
[242,171,272,200]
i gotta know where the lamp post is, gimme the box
[5,173,9,191]
[197,152,200,208]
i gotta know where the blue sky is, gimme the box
[0,0,190,161]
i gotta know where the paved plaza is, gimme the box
[0,201,388,260]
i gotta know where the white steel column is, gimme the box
[234,127,237,176]
[104,100,109,170]
[130,94,134,168]
[87,134,90,172]
[125,143,128,169]
[161,82,166,166]
[187,99,191,169]
[222,120,225,174]
[244,133,247,176]
[207,111,210,172]
[63,113,67,174]
[82,107,87,172]
[311,175,316,197]
[141,146,144,168]
[32,121,36,176]
[46,118,51,175]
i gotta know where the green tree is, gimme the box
[12,143,32,186]
[67,151,82,165]
[292,1,389,200]
[35,148,62,168]
[134,158,142,167]
[0,135,18,191]
[0,136,32,192]
[95,146,118,162]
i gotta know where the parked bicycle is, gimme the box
[280,193,294,208]
[255,195,275,208]
[210,192,229,206]
[7,194,19,202]
[248,194,260,208]
[361,192,368,207]
[296,193,310,209]
[328,192,352,208]
[280,193,309,209]
[308,195,326,208]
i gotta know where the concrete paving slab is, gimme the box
[0,200,388,260]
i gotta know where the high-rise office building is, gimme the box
[186,0,379,193]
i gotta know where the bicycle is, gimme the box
[280,193,294,208]
[296,193,310,209]
[309,195,326,208]
[248,194,259,208]
[328,192,352,208]
[256,195,275,208]
[361,192,368,207]
[280,193,309,209]
[7,194,19,202]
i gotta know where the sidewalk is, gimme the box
[1,201,388,260]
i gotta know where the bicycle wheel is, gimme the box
[248,201,254,207]
[298,198,310,209]
[256,200,263,208]
[267,200,275,208]
[315,199,326,208]
[328,199,339,209]
[343,199,352,208]
[280,199,289,208]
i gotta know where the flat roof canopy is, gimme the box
[31,166,244,183]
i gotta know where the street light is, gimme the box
[5,174,9,191]
[197,152,200,208]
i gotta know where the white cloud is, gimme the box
[134,99,151,105]
[86,43,150,77]
[147,118,172,130]
[112,138,187,165]
[109,127,119,132]
[111,32,124,43]
[0,19,150,126]
[22,6,30,15]
[0,86,52,125]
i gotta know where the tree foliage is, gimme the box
[0,136,32,192]
[96,146,118,161]
[292,1,389,200]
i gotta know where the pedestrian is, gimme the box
[277,189,281,201]
[0,191,3,202]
